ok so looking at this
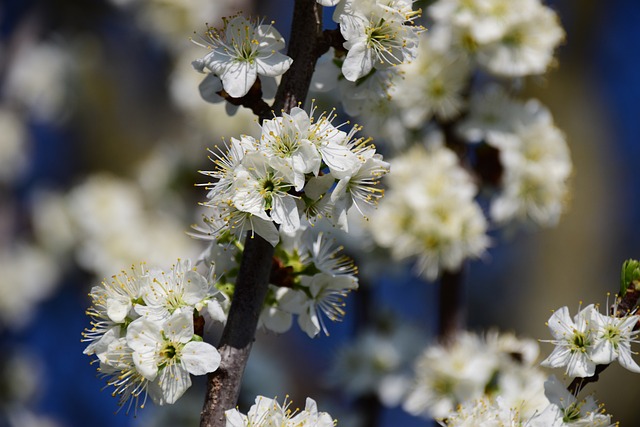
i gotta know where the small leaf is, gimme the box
[620,259,640,296]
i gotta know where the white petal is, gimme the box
[132,351,158,380]
[617,343,640,373]
[298,305,321,338]
[540,345,571,369]
[256,52,292,77]
[271,196,300,233]
[163,309,194,343]
[183,270,209,305]
[148,364,192,405]
[249,216,280,246]
[225,409,249,427]
[220,61,257,98]
[181,341,221,375]
[198,74,223,103]
[260,307,293,333]
[590,339,616,365]
[341,38,372,82]
[106,298,130,323]
[127,317,162,353]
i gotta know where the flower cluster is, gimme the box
[82,260,222,411]
[31,174,199,278]
[328,321,425,406]
[196,227,359,338]
[369,141,489,280]
[333,0,423,81]
[541,303,640,378]
[225,395,335,427]
[428,0,565,77]
[459,85,572,227]
[442,376,613,426]
[192,15,293,98]
[198,106,389,246]
[405,331,615,425]
[404,331,543,420]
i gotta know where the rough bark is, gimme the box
[199,2,324,426]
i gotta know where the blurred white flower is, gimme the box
[370,141,489,280]
[0,243,59,330]
[35,174,199,277]
[328,323,425,406]
[0,107,29,183]
[487,102,571,227]
[4,41,72,121]
[393,33,471,127]
[428,0,564,77]
[404,332,498,419]
[405,330,545,421]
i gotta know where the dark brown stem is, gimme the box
[199,2,324,426]
[219,78,271,119]
[200,234,275,427]
[567,364,610,396]
[272,0,323,114]
[438,268,466,342]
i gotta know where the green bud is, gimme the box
[620,259,640,296]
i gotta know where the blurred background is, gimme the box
[0,0,639,426]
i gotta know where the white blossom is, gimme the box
[541,305,598,378]
[337,0,422,81]
[127,309,221,405]
[225,395,334,427]
[193,16,292,98]
[370,141,489,280]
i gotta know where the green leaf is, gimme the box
[620,259,640,296]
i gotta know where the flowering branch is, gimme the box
[199,2,324,426]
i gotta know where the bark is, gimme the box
[199,2,324,426]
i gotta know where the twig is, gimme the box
[199,2,324,426]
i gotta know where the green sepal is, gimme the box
[620,259,640,296]
[191,334,204,342]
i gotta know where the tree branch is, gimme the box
[438,268,466,343]
[199,2,324,426]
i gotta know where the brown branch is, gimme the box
[438,268,466,343]
[200,234,275,427]
[567,364,609,396]
[218,78,271,119]
[317,28,346,58]
[199,2,324,426]
[272,0,324,114]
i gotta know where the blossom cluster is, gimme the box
[428,0,565,77]
[459,85,572,227]
[331,0,423,81]
[369,141,489,280]
[82,260,223,411]
[541,303,640,378]
[404,331,543,420]
[197,106,389,246]
[192,1,423,102]
[404,331,614,425]
[197,227,359,338]
[225,395,335,427]
[328,321,425,406]
[31,174,199,278]
[442,376,613,426]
